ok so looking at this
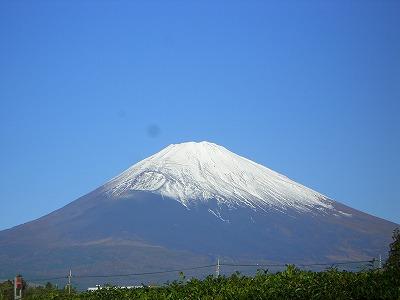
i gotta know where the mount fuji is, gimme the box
[0,141,397,285]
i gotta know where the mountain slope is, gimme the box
[106,141,333,213]
[0,141,397,287]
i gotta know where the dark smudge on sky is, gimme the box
[147,124,161,138]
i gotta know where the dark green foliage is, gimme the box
[385,227,400,273]
[2,266,399,300]
[0,280,13,300]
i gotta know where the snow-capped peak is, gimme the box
[105,141,333,212]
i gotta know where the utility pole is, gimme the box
[379,254,382,269]
[68,269,72,294]
[14,275,22,300]
[216,257,220,277]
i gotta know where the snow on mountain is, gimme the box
[104,141,334,214]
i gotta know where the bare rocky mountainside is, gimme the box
[0,142,397,286]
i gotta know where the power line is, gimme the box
[26,276,68,282]
[74,264,216,279]
[25,264,216,282]
[221,259,374,268]
[24,259,376,283]
[297,260,374,267]
[221,263,286,268]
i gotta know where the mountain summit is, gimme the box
[106,141,332,213]
[0,142,397,286]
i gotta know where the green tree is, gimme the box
[385,227,400,272]
[45,282,53,289]
[0,280,13,300]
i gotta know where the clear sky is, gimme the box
[0,0,399,230]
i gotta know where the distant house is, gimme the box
[87,285,144,291]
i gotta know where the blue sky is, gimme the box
[0,0,399,230]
